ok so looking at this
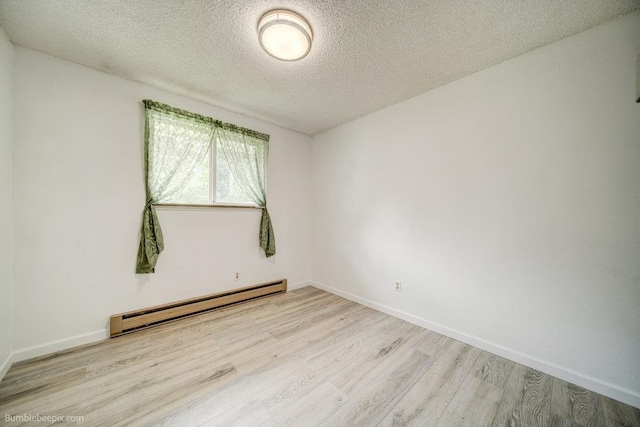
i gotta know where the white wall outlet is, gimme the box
[395,281,402,292]
[235,272,240,280]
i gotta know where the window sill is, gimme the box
[153,203,262,210]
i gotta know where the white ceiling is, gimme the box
[0,1,638,136]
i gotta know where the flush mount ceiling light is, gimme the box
[258,9,312,61]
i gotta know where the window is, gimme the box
[163,139,259,206]
[148,109,267,206]
[136,100,276,274]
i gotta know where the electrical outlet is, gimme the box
[235,272,240,280]
[395,281,402,292]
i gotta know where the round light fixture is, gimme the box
[258,9,312,61]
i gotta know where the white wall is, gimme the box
[0,25,13,378]
[12,47,311,358]
[311,11,640,407]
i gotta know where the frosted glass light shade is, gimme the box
[258,10,312,61]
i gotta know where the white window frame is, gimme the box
[155,138,263,209]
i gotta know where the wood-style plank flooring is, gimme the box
[1,286,638,426]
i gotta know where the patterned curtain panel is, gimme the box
[218,124,275,257]
[136,100,274,274]
[136,100,217,273]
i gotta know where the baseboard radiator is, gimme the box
[109,279,287,337]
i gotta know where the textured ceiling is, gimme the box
[0,1,638,135]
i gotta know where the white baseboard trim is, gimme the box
[310,280,640,409]
[12,330,108,363]
[287,280,312,291]
[0,352,13,381]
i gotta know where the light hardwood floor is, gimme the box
[1,286,638,426]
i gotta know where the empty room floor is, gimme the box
[1,286,638,426]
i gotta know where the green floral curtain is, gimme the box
[136,100,274,274]
[136,100,217,273]
[218,124,275,257]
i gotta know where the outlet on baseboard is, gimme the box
[235,272,240,281]
[395,281,402,292]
